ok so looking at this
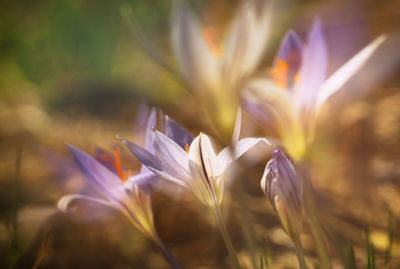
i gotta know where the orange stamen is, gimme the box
[203,26,223,57]
[270,59,289,89]
[103,148,129,182]
[185,143,190,153]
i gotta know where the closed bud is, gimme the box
[261,147,303,242]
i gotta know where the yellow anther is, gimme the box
[185,143,190,153]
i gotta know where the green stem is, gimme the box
[213,204,241,269]
[154,235,182,269]
[294,241,307,269]
[300,163,332,269]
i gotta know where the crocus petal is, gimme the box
[171,0,220,91]
[243,78,297,132]
[118,137,163,172]
[187,134,222,206]
[165,115,194,149]
[222,1,255,88]
[222,0,270,89]
[295,19,327,109]
[153,130,189,173]
[315,35,386,111]
[67,145,126,202]
[232,107,242,144]
[128,171,159,194]
[120,136,189,188]
[218,137,270,170]
[144,108,157,153]
[140,108,157,173]
[274,30,303,88]
[57,194,116,213]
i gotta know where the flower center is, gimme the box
[185,143,190,153]
[270,59,300,89]
[203,26,223,57]
[103,148,129,182]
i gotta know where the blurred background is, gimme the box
[0,0,399,268]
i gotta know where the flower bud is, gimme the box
[261,147,303,242]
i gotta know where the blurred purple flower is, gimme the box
[261,147,303,242]
[243,19,385,159]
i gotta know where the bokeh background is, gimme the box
[0,0,399,268]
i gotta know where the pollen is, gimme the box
[270,59,289,89]
[185,143,190,153]
[203,26,223,57]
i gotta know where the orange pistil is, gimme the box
[103,148,129,182]
[270,59,289,89]
[185,143,190,153]
[203,26,223,57]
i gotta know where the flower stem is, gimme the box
[299,162,332,269]
[213,204,241,269]
[154,236,182,269]
[294,241,307,269]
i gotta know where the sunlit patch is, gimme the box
[103,148,129,182]
[270,59,289,89]
[203,26,223,57]
[185,143,190,153]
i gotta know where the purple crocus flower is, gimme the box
[260,147,303,242]
[243,19,385,159]
[120,109,270,208]
[58,109,159,239]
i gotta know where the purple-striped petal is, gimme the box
[120,136,188,188]
[260,147,303,240]
[152,130,191,178]
[315,35,386,111]
[117,137,163,172]
[165,115,194,150]
[295,18,327,108]
[67,145,125,202]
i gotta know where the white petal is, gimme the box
[218,137,270,170]
[232,107,242,144]
[171,1,220,91]
[57,194,116,213]
[315,35,386,111]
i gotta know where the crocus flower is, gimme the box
[58,110,182,268]
[243,19,386,159]
[119,109,270,208]
[58,109,159,239]
[120,109,269,268]
[261,147,303,243]
[172,0,271,140]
